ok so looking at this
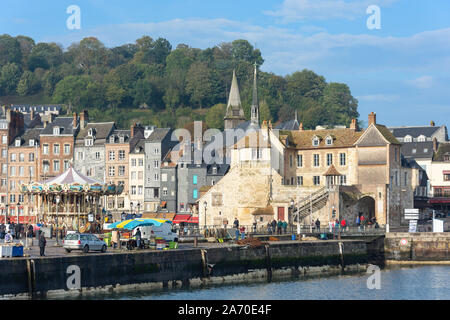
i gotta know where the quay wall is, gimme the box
[384,232,450,263]
[0,239,371,298]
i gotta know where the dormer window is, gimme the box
[53,127,60,135]
[417,135,426,142]
[15,139,21,147]
[119,135,124,143]
[29,139,34,147]
[88,128,94,136]
[325,136,333,146]
[404,135,412,142]
[85,138,93,147]
[109,136,115,143]
[312,136,320,147]
[212,166,218,174]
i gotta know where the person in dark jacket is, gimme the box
[28,224,34,238]
[233,218,239,229]
[135,228,142,249]
[271,220,277,234]
[0,223,5,239]
[39,231,46,257]
[15,223,21,240]
[315,218,321,233]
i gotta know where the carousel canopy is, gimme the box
[20,166,123,195]
[40,167,101,185]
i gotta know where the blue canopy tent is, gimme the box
[107,218,172,230]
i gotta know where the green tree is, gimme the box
[28,42,63,71]
[231,40,264,66]
[259,100,272,123]
[53,75,105,110]
[66,37,107,71]
[16,35,35,67]
[205,103,226,130]
[17,70,40,96]
[321,82,359,126]
[0,35,22,67]
[185,61,213,109]
[285,69,326,105]
[0,63,22,95]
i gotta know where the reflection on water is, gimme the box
[65,265,450,300]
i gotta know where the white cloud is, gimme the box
[357,94,400,102]
[407,76,433,89]
[264,0,399,22]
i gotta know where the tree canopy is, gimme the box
[0,34,359,130]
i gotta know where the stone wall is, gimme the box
[0,240,370,297]
[384,232,450,261]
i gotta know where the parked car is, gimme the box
[63,233,107,253]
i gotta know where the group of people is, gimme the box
[0,222,35,240]
[267,219,288,235]
[233,218,247,240]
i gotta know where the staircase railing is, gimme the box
[293,187,329,222]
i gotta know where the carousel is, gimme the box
[20,166,123,233]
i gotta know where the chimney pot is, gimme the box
[73,112,78,128]
[368,112,376,126]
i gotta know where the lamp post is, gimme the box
[5,204,8,224]
[55,195,61,246]
[203,201,207,237]
[16,201,20,225]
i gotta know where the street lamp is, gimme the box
[5,204,8,224]
[203,201,207,237]
[16,201,20,226]
[55,195,61,246]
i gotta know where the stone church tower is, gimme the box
[224,70,246,130]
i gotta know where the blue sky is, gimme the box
[1,0,449,127]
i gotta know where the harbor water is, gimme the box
[62,265,450,300]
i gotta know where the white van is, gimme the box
[133,223,178,242]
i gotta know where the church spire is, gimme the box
[224,69,246,130]
[251,63,260,126]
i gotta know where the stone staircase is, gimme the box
[292,187,329,223]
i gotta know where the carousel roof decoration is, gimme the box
[20,166,123,195]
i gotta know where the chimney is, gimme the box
[43,120,48,128]
[261,120,268,129]
[130,122,137,138]
[299,122,303,131]
[80,110,88,130]
[368,112,376,126]
[73,112,78,128]
[350,118,358,130]
[30,109,35,121]
[433,137,438,152]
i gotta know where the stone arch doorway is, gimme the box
[357,196,376,220]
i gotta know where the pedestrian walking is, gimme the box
[10,222,16,239]
[277,220,282,235]
[282,220,287,234]
[340,218,347,232]
[0,222,5,239]
[39,231,46,257]
[315,218,321,233]
[240,226,246,239]
[28,224,34,238]
[252,221,257,234]
[360,215,366,231]
[111,229,119,249]
[134,228,142,249]
[356,215,361,231]
[267,222,272,234]
[235,228,240,241]
[233,218,239,229]
[4,231,12,243]
[328,221,333,233]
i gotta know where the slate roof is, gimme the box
[232,130,271,149]
[206,164,230,176]
[275,119,300,130]
[434,142,450,162]
[146,128,172,142]
[10,105,62,114]
[324,164,342,176]
[375,125,401,145]
[40,117,77,135]
[10,127,43,147]
[389,126,441,139]
[280,128,363,149]
[107,130,131,144]
[401,141,434,159]
[129,138,146,154]
[76,122,115,144]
